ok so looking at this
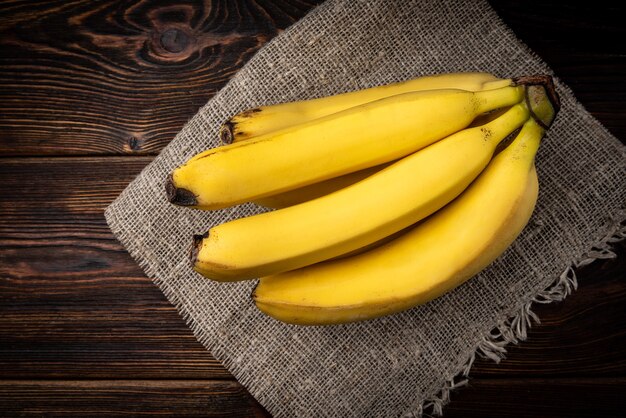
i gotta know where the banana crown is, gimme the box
[514,75,559,128]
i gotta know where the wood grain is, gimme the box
[1,378,624,417]
[0,0,323,156]
[0,157,227,379]
[0,380,270,417]
[444,377,626,418]
[1,157,625,382]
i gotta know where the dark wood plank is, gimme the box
[0,157,152,233]
[444,377,626,418]
[0,271,228,379]
[1,378,624,417]
[1,157,625,381]
[0,157,226,379]
[0,380,270,417]
[0,0,323,156]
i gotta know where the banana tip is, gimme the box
[220,122,234,144]
[190,233,208,265]
[165,174,198,206]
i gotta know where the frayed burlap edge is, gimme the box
[410,212,626,417]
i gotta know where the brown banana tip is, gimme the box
[220,122,234,144]
[165,174,198,206]
[190,232,209,265]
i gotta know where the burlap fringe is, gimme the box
[412,211,626,418]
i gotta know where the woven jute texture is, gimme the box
[105,0,626,416]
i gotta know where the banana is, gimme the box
[167,84,525,210]
[255,110,510,209]
[191,98,532,281]
[220,72,511,144]
[252,83,558,325]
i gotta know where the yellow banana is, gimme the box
[253,83,558,325]
[255,109,510,209]
[220,72,511,143]
[191,100,531,281]
[167,84,525,210]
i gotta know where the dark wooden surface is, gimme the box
[0,1,624,416]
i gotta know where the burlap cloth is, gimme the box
[105,0,626,416]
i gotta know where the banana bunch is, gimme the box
[166,72,560,325]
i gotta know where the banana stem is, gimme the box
[513,75,560,128]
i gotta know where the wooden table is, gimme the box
[1,1,624,416]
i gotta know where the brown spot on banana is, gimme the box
[480,127,493,141]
